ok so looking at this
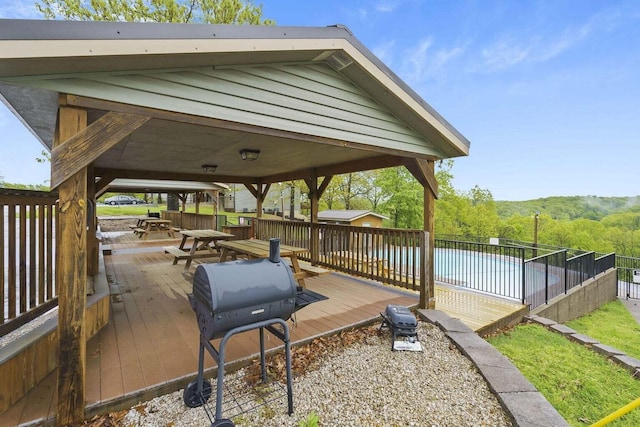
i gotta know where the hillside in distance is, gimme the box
[495,196,640,220]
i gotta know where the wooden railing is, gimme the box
[1,189,58,336]
[255,219,426,291]
[161,211,226,230]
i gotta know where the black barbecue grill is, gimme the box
[184,238,327,426]
[380,304,419,350]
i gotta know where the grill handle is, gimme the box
[269,238,281,263]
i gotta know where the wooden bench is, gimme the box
[299,262,330,276]
[133,227,147,237]
[163,246,222,265]
[163,246,191,265]
[283,259,330,277]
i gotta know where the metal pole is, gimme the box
[533,212,539,258]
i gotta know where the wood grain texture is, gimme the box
[55,105,88,426]
[51,112,149,189]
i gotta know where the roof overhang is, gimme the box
[106,179,229,193]
[0,19,470,189]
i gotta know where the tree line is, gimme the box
[299,161,640,258]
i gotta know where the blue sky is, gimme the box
[0,0,638,201]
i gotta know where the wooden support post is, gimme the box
[86,165,99,279]
[55,104,88,426]
[309,172,319,264]
[403,159,437,309]
[423,162,436,309]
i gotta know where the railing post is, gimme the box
[545,256,549,304]
[521,250,526,305]
[419,231,429,309]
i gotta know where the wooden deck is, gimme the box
[0,233,527,426]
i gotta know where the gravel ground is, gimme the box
[106,322,512,427]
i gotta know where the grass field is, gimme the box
[566,299,640,360]
[488,312,640,426]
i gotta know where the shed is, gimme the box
[318,210,389,227]
[0,18,469,425]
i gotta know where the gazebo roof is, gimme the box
[0,19,469,189]
[105,178,228,194]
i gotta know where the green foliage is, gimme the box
[36,0,275,25]
[566,300,640,360]
[376,166,423,229]
[488,323,640,426]
[298,412,320,427]
[496,196,640,221]
[1,182,50,191]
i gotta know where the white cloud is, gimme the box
[479,8,626,72]
[400,38,465,84]
[0,0,41,19]
[481,38,532,71]
[372,39,397,70]
[375,1,400,13]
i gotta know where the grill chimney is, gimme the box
[269,238,280,263]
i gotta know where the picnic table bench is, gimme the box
[165,229,235,271]
[134,219,174,240]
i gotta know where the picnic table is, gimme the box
[133,218,174,240]
[164,229,235,271]
[216,239,329,288]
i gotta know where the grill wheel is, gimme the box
[183,379,212,408]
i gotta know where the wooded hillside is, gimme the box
[496,196,640,221]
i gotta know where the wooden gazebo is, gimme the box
[0,19,469,425]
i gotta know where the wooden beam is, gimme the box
[243,183,259,199]
[86,166,99,278]
[55,105,88,426]
[403,158,439,199]
[50,112,150,189]
[95,174,116,198]
[309,172,320,264]
[261,183,271,201]
[262,155,407,185]
[421,160,436,309]
[94,168,254,186]
[317,175,334,199]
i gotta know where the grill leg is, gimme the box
[197,341,206,391]
[284,325,293,415]
[259,327,267,383]
[215,334,231,421]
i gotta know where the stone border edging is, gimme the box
[526,314,640,377]
[418,309,569,427]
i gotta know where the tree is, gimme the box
[36,0,275,25]
[334,172,369,210]
[362,170,386,210]
[376,166,423,229]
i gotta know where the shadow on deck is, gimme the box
[0,233,527,426]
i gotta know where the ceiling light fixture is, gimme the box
[239,149,260,161]
[201,164,218,173]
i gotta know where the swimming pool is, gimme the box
[376,245,562,302]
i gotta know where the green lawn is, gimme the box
[488,323,640,426]
[96,204,257,225]
[566,299,640,360]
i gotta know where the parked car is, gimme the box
[103,195,146,205]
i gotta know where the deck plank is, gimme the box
[0,235,526,425]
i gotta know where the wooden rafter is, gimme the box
[403,158,438,199]
[93,168,254,186]
[50,112,150,189]
[263,155,408,185]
